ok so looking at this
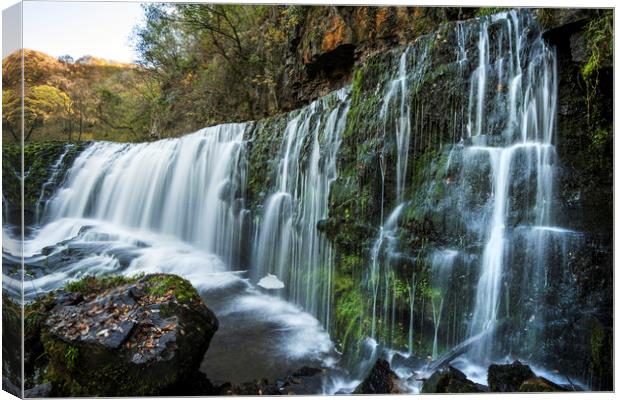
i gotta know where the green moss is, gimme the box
[65,345,79,370]
[333,273,367,353]
[581,11,613,119]
[475,8,507,17]
[535,9,555,30]
[340,254,363,272]
[64,273,200,305]
[591,126,611,148]
[392,276,410,301]
[65,274,136,295]
[143,274,200,304]
[351,67,363,97]
[417,278,440,300]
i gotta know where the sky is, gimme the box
[23,1,145,63]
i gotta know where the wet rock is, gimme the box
[225,379,280,396]
[391,352,424,370]
[518,377,568,392]
[161,370,219,396]
[217,366,324,395]
[279,366,325,395]
[41,274,218,396]
[2,377,21,397]
[569,31,589,64]
[538,8,595,37]
[354,358,401,394]
[24,382,53,398]
[421,366,483,393]
[283,6,475,109]
[487,360,535,392]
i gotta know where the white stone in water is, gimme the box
[257,273,285,290]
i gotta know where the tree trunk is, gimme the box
[67,119,73,142]
[78,113,83,142]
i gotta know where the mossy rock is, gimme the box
[354,359,401,394]
[2,295,22,394]
[518,377,567,392]
[421,365,484,393]
[487,361,535,392]
[41,273,218,396]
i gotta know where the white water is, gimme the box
[366,39,432,351]
[369,203,405,340]
[466,10,561,363]
[35,144,74,223]
[13,120,340,385]
[342,9,574,392]
[381,48,412,204]
[253,88,350,328]
[430,249,458,359]
[46,124,249,267]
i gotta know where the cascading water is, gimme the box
[3,7,603,394]
[16,121,340,385]
[430,249,458,360]
[46,124,249,267]
[337,9,580,392]
[35,144,74,223]
[365,40,431,352]
[465,10,559,362]
[253,88,350,329]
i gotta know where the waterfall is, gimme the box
[35,144,74,224]
[464,10,560,361]
[347,10,569,379]
[252,88,350,328]
[430,249,458,359]
[381,48,411,204]
[8,8,602,393]
[364,39,433,351]
[46,123,249,267]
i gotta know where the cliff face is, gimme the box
[282,6,478,110]
[255,7,613,389]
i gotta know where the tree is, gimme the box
[58,54,75,64]
[3,85,71,142]
[2,89,21,141]
[132,4,296,136]
[66,77,96,141]
[23,85,71,141]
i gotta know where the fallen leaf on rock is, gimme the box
[162,323,176,331]
[97,329,110,337]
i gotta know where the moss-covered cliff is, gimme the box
[244,8,613,390]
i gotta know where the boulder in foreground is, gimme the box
[41,273,218,396]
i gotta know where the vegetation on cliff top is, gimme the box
[3,6,579,143]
